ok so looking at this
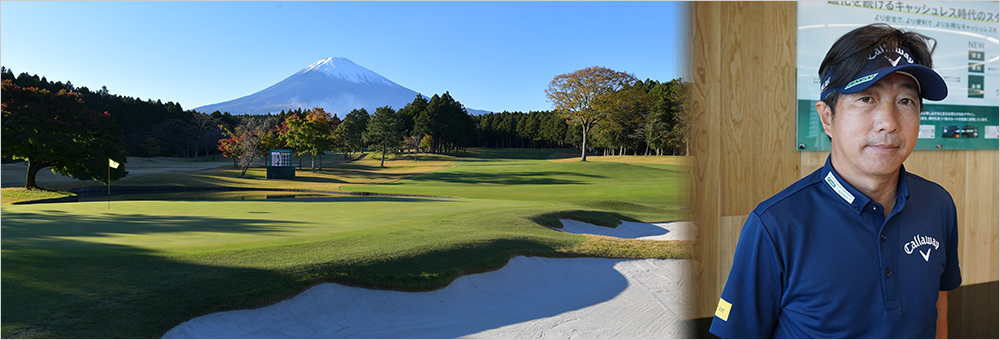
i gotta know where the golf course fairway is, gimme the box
[1,149,690,338]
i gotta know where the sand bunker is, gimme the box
[163,220,696,338]
[556,219,696,241]
[163,257,692,339]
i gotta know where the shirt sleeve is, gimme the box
[940,196,962,291]
[709,211,784,339]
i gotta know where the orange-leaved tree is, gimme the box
[283,107,336,170]
[1,80,128,189]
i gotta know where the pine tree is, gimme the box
[335,108,370,157]
[363,106,402,167]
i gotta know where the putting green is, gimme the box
[2,197,553,255]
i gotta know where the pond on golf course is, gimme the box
[75,190,348,202]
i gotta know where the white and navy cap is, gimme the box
[820,45,947,101]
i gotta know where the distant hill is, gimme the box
[195,57,490,116]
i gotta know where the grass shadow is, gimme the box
[463,148,574,161]
[530,210,641,229]
[260,196,451,204]
[2,241,300,338]
[392,171,605,186]
[1,211,300,254]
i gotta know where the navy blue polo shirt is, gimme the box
[710,156,961,338]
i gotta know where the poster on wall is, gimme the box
[797,1,999,151]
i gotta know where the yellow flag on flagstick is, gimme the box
[107,158,118,210]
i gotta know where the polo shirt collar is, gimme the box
[821,155,910,216]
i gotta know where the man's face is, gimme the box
[816,72,922,180]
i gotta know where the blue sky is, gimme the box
[1,1,689,113]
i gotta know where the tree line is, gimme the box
[219,91,480,173]
[1,67,242,162]
[475,76,689,157]
[2,65,689,187]
[546,66,690,160]
[474,110,578,149]
[1,79,128,188]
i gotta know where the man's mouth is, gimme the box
[867,143,900,152]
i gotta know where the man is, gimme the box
[709,23,961,338]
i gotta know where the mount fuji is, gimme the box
[195,57,483,116]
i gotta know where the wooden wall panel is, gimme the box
[691,1,799,317]
[800,151,827,177]
[963,150,999,285]
[719,2,799,216]
[690,0,723,319]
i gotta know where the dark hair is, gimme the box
[818,23,936,113]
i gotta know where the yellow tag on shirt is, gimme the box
[715,298,733,321]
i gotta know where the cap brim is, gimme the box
[839,64,948,101]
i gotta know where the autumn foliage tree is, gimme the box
[1,80,128,189]
[545,66,638,161]
[3,68,198,159]
[216,130,240,168]
[283,107,337,170]
[217,117,267,176]
[259,118,290,155]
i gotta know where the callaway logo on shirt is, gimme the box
[903,234,940,262]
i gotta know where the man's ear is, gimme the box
[816,100,834,139]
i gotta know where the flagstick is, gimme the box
[107,159,121,210]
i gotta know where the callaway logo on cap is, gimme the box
[820,45,948,101]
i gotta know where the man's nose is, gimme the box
[873,100,900,133]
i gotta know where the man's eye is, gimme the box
[859,96,874,103]
[899,98,915,105]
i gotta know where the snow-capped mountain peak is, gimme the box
[194,57,490,116]
[298,57,401,87]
